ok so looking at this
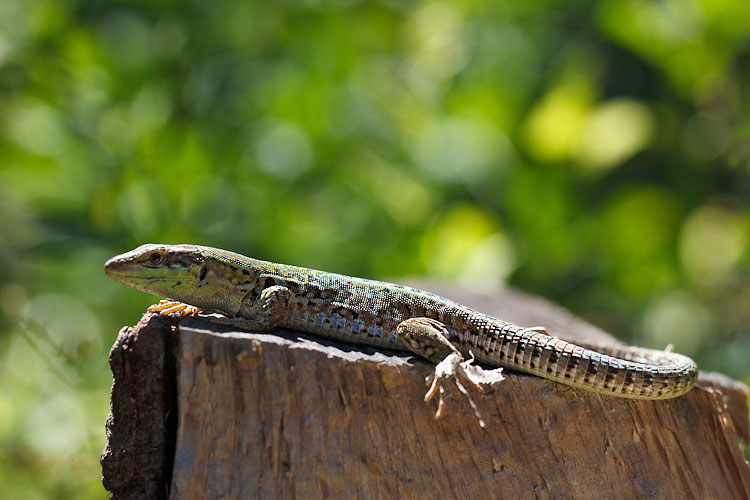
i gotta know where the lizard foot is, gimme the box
[425,351,505,429]
[148,300,202,317]
[396,317,505,428]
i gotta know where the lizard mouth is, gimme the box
[104,252,191,299]
[104,256,140,282]
[104,256,126,280]
[105,256,169,286]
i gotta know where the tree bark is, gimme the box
[101,285,750,500]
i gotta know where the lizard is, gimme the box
[104,243,698,419]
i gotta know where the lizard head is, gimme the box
[105,243,259,315]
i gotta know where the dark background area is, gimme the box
[0,0,748,496]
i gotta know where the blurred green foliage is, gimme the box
[0,0,749,496]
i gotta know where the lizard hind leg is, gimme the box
[396,318,505,428]
[396,317,462,364]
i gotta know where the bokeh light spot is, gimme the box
[641,292,709,355]
[679,203,749,287]
[255,121,313,179]
[421,204,515,285]
[577,99,654,171]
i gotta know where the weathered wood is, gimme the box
[101,313,180,500]
[102,285,750,500]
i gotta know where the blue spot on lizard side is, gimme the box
[331,314,345,328]
[367,325,383,337]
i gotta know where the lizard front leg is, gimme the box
[149,286,292,332]
[230,285,292,331]
[396,318,505,428]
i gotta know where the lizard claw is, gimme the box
[148,300,202,317]
[424,351,505,428]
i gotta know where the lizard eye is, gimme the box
[148,252,162,264]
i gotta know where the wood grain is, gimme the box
[102,286,750,500]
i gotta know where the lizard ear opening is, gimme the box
[199,267,207,281]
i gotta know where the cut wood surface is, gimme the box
[101,284,750,500]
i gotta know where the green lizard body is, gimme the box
[105,244,697,401]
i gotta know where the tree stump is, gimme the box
[101,284,750,500]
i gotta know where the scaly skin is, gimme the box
[105,244,697,400]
